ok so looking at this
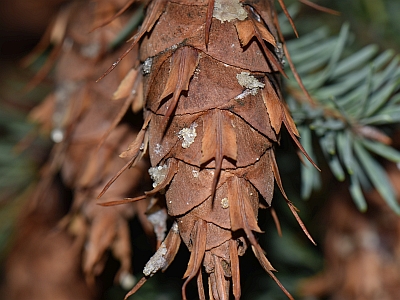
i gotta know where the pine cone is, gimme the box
[114,0,311,299]
[8,1,153,296]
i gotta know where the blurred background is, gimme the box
[1,0,399,299]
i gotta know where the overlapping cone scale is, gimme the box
[119,0,302,299]
[22,0,157,291]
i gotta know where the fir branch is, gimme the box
[284,22,400,213]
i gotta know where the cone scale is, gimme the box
[106,0,308,299]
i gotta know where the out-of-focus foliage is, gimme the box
[282,20,400,213]
[285,0,400,51]
[0,63,52,259]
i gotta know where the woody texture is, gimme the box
[101,0,316,299]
